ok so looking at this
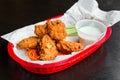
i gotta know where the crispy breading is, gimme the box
[26,48,39,60]
[56,40,83,54]
[16,20,84,61]
[39,34,58,60]
[47,20,67,40]
[34,24,46,38]
[17,36,38,49]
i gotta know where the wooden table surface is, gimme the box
[0,0,120,80]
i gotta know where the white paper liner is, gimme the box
[1,0,120,65]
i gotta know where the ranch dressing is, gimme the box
[78,26,102,36]
[77,26,103,46]
[75,19,106,46]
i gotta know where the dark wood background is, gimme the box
[0,0,120,80]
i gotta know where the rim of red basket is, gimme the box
[7,14,112,68]
[7,26,112,68]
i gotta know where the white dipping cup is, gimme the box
[75,19,106,46]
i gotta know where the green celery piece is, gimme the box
[66,26,77,36]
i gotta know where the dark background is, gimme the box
[0,0,120,80]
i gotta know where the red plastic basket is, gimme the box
[7,14,112,74]
[7,26,112,74]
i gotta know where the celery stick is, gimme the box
[66,26,78,36]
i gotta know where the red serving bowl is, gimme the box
[7,14,112,74]
[7,25,112,74]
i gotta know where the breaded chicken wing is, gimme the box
[34,24,46,38]
[39,34,58,60]
[26,48,40,60]
[47,20,67,40]
[16,19,84,61]
[17,36,39,49]
[56,40,83,54]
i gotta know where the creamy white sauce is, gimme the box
[78,26,102,36]
[77,26,103,46]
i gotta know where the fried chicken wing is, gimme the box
[47,20,67,40]
[26,48,40,60]
[17,36,39,49]
[34,24,46,38]
[56,40,83,54]
[39,34,58,60]
[16,19,84,61]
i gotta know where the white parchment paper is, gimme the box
[1,0,120,65]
